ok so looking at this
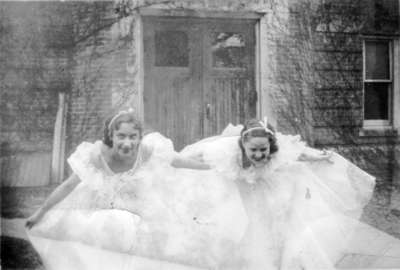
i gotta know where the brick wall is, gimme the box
[68,1,138,152]
[0,2,72,186]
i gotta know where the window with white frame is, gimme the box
[363,39,393,127]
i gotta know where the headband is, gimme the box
[108,108,135,130]
[241,117,274,137]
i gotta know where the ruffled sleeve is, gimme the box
[180,136,241,180]
[67,141,105,190]
[140,132,177,165]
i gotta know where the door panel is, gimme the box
[143,17,256,150]
[203,20,257,136]
[143,18,203,150]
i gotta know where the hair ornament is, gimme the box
[108,108,135,130]
[242,116,275,137]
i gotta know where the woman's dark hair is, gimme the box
[103,112,143,147]
[238,118,279,168]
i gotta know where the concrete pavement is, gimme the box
[2,217,400,269]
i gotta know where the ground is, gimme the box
[362,185,400,240]
[1,184,400,270]
[1,186,54,270]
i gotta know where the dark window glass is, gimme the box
[212,33,246,68]
[365,41,390,80]
[364,82,390,120]
[155,31,189,67]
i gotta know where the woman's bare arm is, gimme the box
[298,150,334,163]
[171,154,211,170]
[26,174,81,229]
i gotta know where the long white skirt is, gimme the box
[29,235,206,270]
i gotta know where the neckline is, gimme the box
[100,143,142,176]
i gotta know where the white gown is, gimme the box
[27,132,248,270]
[28,127,397,270]
[180,126,376,270]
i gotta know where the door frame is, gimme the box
[136,8,266,126]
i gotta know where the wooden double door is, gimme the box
[143,17,257,150]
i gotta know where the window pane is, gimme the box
[155,31,188,67]
[364,82,390,120]
[365,41,390,80]
[212,33,246,68]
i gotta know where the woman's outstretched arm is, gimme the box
[298,149,334,163]
[171,154,211,170]
[25,173,81,229]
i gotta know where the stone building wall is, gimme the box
[66,0,319,148]
[1,0,398,187]
[310,0,399,184]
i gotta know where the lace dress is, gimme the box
[180,128,376,270]
[28,132,247,270]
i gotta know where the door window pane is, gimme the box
[364,82,390,120]
[212,33,246,68]
[365,41,390,80]
[155,31,189,67]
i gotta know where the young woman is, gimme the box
[26,110,247,270]
[181,118,377,269]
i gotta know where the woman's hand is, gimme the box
[320,149,334,163]
[25,173,81,230]
[25,209,45,229]
[298,150,334,163]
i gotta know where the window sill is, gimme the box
[359,126,398,137]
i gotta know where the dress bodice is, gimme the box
[64,132,176,211]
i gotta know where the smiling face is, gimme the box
[242,136,271,168]
[111,122,141,161]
